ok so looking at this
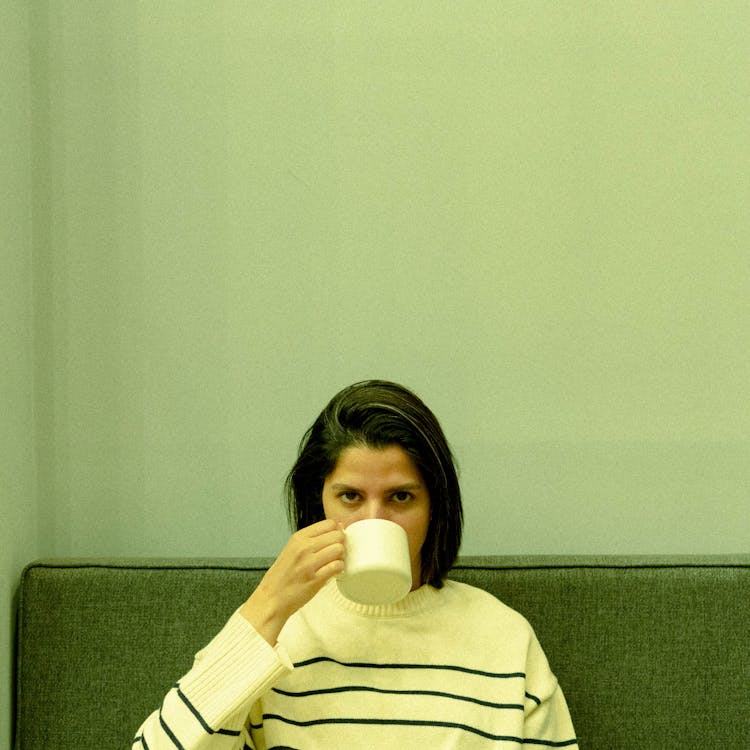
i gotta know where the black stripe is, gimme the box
[294,655,525,679]
[132,734,149,750]
[158,710,185,750]
[262,713,577,745]
[175,685,241,737]
[272,684,524,711]
[525,691,542,706]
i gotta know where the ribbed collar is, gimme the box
[321,577,446,618]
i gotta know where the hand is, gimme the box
[239,519,345,645]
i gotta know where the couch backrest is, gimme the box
[14,556,749,749]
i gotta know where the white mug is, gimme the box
[336,518,412,605]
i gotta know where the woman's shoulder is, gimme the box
[426,581,544,664]
[439,579,534,631]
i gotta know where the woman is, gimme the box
[133,380,578,749]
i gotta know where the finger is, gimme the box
[307,527,346,554]
[312,538,345,571]
[302,518,339,537]
[315,557,345,583]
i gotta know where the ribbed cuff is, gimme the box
[179,609,293,728]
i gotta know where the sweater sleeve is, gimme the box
[131,609,294,750]
[522,632,579,748]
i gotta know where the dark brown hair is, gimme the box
[285,380,462,587]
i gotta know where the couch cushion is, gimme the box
[14,556,749,749]
[451,556,749,749]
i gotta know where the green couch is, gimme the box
[14,555,749,749]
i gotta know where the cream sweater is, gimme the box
[133,579,578,749]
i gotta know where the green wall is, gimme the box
[4,2,749,746]
[2,2,36,747]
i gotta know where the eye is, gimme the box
[392,491,414,504]
[339,490,360,504]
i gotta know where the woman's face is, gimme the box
[322,444,431,590]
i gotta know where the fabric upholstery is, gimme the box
[14,556,749,749]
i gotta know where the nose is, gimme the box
[362,499,388,520]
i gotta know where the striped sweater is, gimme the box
[133,578,578,749]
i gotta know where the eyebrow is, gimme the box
[330,482,423,492]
